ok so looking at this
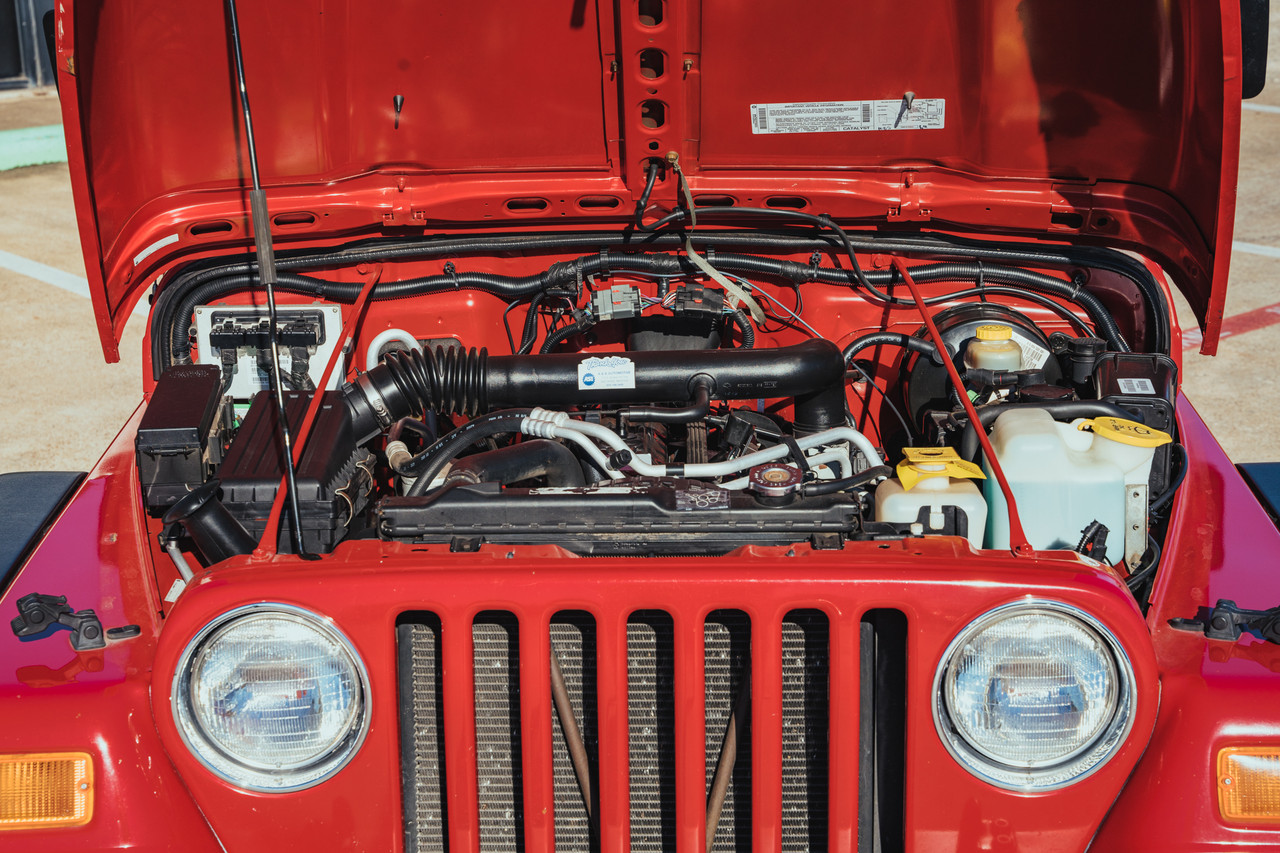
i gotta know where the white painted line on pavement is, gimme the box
[0,248,148,316]
[1234,241,1280,259]
[1243,102,1280,114]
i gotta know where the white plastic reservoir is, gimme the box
[876,448,988,549]
[983,408,1169,558]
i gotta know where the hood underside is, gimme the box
[57,0,1242,358]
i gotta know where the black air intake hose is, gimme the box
[343,339,847,441]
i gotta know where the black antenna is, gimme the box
[225,0,312,558]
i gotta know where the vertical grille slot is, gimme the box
[705,610,752,853]
[397,614,448,853]
[474,611,524,852]
[781,610,829,852]
[550,611,598,852]
[627,610,676,853]
[859,609,907,853]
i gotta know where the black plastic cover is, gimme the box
[1094,352,1177,493]
[135,364,222,513]
[217,391,371,552]
[377,478,861,555]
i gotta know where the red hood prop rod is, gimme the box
[890,257,1033,556]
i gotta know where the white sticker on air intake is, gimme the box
[577,356,635,391]
[749,98,945,134]
[1009,331,1052,370]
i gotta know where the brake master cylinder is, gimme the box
[964,324,1023,371]
[983,409,1172,564]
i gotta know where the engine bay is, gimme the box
[136,215,1183,603]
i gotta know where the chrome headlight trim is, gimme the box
[170,603,370,793]
[931,599,1136,792]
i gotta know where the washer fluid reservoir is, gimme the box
[875,447,988,549]
[983,408,1171,561]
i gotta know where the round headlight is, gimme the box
[933,600,1135,791]
[172,604,369,792]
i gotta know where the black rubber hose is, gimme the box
[540,319,592,354]
[1148,443,1187,514]
[728,309,755,349]
[349,339,848,436]
[633,161,662,230]
[842,332,940,365]
[443,439,586,488]
[621,375,713,424]
[801,465,894,496]
[402,410,534,495]
[959,400,1141,461]
[172,253,1126,360]
[516,292,546,355]
[154,229,1157,371]
[151,227,1161,352]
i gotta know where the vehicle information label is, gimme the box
[578,356,635,390]
[1009,331,1052,370]
[1117,377,1157,396]
[750,98,945,134]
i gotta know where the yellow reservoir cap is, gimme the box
[896,447,987,491]
[1076,416,1173,449]
[974,324,1013,341]
[0,752,93,830]
[1219,747,1280,824]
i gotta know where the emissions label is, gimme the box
[577,356,635,391]
[749,98,945,134]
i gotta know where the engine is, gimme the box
[135,233,1181,599]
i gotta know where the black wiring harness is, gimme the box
[150,228,1166,376]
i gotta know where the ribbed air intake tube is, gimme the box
[342,339,848,442]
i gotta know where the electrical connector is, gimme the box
[592,285,642,321]
[671,282,725,318]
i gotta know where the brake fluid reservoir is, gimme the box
[964,324,1023,372]
[875,447,988,549]
[983,409,1171,561]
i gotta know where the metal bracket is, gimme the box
[1169,599,1280,644]
[10,593,106,651]
[1123,483,1148,568]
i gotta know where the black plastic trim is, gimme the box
[0,471,85,595]
[1239,462,1280,528]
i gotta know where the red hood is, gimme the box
[55,0,1243,359]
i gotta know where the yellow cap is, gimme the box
[0,752,93,830]
[974,324,1013,342]
[1077,416,1172,449]
[896,447,987,490]
[1218,747,1280,825]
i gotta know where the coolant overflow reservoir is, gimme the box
[964,324,1023,372]
[875,448,988,549]
[983,409,1171,563]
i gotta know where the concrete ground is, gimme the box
[2,36,1280,472]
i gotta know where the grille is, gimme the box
[397,607,905,852]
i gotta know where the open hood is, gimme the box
[55,0,1244,359]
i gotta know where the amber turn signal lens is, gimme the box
[0,752,93,830]
[1218,747,1280,824]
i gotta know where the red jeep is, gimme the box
[2,1,1277,850]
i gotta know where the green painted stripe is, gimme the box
[0,124,68,171]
